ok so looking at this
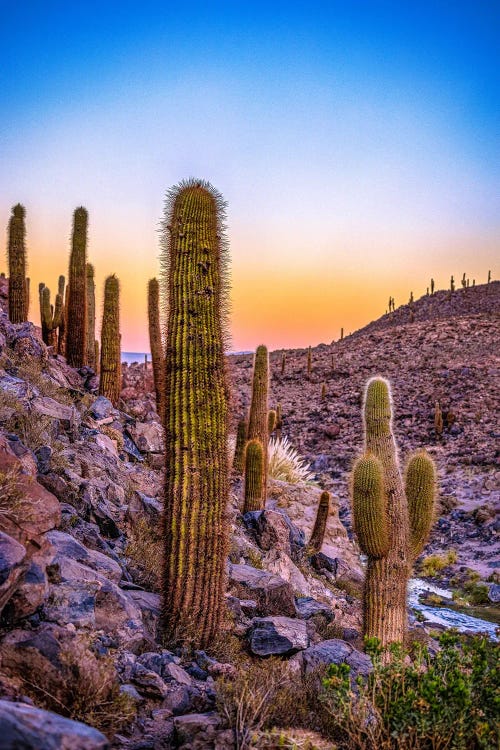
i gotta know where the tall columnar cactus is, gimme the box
[99,275,121,406]
[308,490,330,554]
[86,264,96,369]
[351,377,436,647]
[66,207,88,367]
[161,179,230,647]
[247,344,269,502]
[147,277,165,419]
[233,419,247,473]
[243,438,264,513]
[267,409,276,435]
[39,285,64,348]
[7,204,28,323]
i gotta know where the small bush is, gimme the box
[125,517,162,591]
[420,550,457,577]
[0,467,24,521]
[268,437,315,485]
[319,633,500,750]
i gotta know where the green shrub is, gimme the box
[420,550,457,577]
[319,632,499,750]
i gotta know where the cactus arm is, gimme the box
[232,419,247,473]
[308,490,330,554]
[352,453,390,559]
[66,207,88,367]
[405,451,436,561]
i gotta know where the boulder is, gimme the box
[242,509,305,557]
[487,583,500,603]
[47,531,123,583]
[228,563,296,617]
[126,421,164,453]
[248,616,309,656]
[295,596,333,621]
[173,713,221,747]
[0,531,26,614]
[90,396,114,420]
[301,639,372,680]
[0,700,108,749]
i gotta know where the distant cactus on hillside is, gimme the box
[434,401,443,436]
[66,207,88,367]
[247,344,269,502]
[233,419,247,473]
[39,284,64,348]
[86,264,96,369]
[160,179,230,648]
[99,275,121,406]
[147,277,165,419]
[243,438,264,513]
[7,204,28,323]
[351,377,437,647]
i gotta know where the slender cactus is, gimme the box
[148,277,165,419]
[247,345,269,502]
[233,419,247,473]
[39,285,64,348]
[308,490,330,554]
[160,179,230,647]
[86,264,96,368]
[58,283,68,355]
[434,401,443,437]
[267,409,276,435]
[321,383,327,401]
[66,207,88,367]
[243,438,264,513]
[99,275,121,406]
[351,377,436,646]
[7,204,28,323]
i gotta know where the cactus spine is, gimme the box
[99,275,121,406]
[233,419,247,473]
[351,377,436,647]
[161,179,230,647]
[7,204,28,323]
[247,345,269,503]
[86,264,96,369]
[243,438,264,513]
[66,207,88,367]
[308,490,330,554]
[147,277,165,419]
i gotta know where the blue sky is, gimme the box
[1,1,498,349]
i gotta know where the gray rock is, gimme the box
[0,531,26,614]
[228,563,296,617]
[136,650,178,679]
[0,700,108,749]
[132,663,170,698]
[487,583,500,603]
[47,530,123,583]
[90,396,114,420]
[173,712,221,746]
[248,616,309,656]
[35,445,52,474]
[302,639,372,680]
[126,421,164,453]
[295,596,333,621]
[243,509,305,557]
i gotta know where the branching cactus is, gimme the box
[66,207,88,367]
[147,277,165,419]
[308,490,330,554]
[99,275,121,406]
[86,264,96,369]
[247,344,269,501]
[233,419,247,473]
[160,179,230,647]
[39,285,64,348]
[243,438,264,513]
[351,377,436,647]
[7,204,28,323]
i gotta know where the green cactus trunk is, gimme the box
[99,275,121,406]
[66,207,88,367]
[308,490,330,554]
[243,438,264,513]
[352,377,436,647]
[40,285,64,348]
[7,204,28,324]
[247,345,269,502]
[233,419,247,474]
[147,277,165,420]
[58,282,68,355]
[86,264,96,369]
[161,179,230,648]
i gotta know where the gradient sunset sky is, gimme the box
[1,1,498,352]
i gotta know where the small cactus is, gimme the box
[99,275,121,406]
[243,438,264,513]
[247,345,269,502]
[233,419,247,473]
[450,275,455,292]
[7,204,28,323]
[430,278,435,295]
[268,409,277,435]
[434,401,443,436]
[307,346,312,379]
[351,377,436,646]
[66,207,88,367]
[148,277,165,419]
[308,490,331,554]
[86,264,96,368]
[321,383,327,401]
[340,327,344,341]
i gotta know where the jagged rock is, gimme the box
[31,396,78,427]
[126,421,164,453]
[0,531,26,614]
[248,616,309,656]
[6,546,50,621]
[90,396,114,420]
[262,548,311,596]
[173,712,222,748]
[0,700,108,749]
[295,596,333,620]
[127,491,162,524]
[301,638,372,679]
[127,590,160,641]
[7,322,47,360]
[122,433,144,462]
[242,509,304,557]
[47,530,123,583]
[132,662,171,699]
[136,650,179,679]
[228,563,296,617]
[35,445,52,473]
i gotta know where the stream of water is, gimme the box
[409,579,498,641]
